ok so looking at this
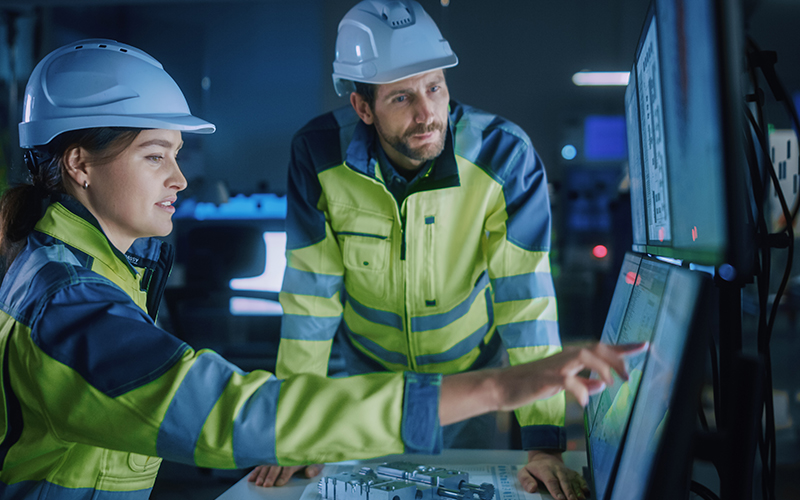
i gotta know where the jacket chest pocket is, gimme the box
[342,235,390,272]
[334,208,395,301]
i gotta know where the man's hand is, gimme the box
[517,450,589,500]
[248,464,323,487]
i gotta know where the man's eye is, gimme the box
[431,86,440,92]
[395,95,406,103]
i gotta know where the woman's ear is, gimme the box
[62,146,89,190]
[350,92,375,126]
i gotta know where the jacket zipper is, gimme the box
[353,161,416,370]
[400,199,416,371]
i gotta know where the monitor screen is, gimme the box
[625,0,752,276]
[636,13,672,247]
[608,258,709,500]
[584,252,709,500]
[625,68,648,252]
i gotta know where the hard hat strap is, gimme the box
[23,150,40,177]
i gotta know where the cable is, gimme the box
[743,41,800,500]
[747,37,800,232]
[708,333,720,431]
[742,113,774,500]
[744,107,794,500]
[689,480,721,500]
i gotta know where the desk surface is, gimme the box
[216,450,587,500]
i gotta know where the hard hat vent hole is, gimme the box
[120,48,127,52]
[99,44,107,48]
[382,4,413,27]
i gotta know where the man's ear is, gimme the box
[62,146,89,189]
[350,92,374,126]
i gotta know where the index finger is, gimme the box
[614,341,649,355]
[590,342,649,382]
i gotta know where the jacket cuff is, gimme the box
[401,372,443,454]
[520,425,567,451]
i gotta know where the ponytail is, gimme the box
[0,127,141,277]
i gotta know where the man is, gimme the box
[251,2,588,500]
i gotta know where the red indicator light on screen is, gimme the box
[692,226,698,241]
[592,245,608,259]
[658,227,665,242]
[625,272,642,286]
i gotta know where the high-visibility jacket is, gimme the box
[276,100,565,450]
[0,196,441,499]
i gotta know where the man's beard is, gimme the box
[374,119,447,163]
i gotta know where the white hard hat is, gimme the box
[332,0,458,96]
[19,39,215,149]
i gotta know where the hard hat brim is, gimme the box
[19,114,216,149]
[333,54,458,97]
[370,54,458,85]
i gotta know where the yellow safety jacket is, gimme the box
[276,101,565,450]
[0,196,441,499]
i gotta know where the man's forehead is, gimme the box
[377,69,446,96]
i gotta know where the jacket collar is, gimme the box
[35,194,165,278]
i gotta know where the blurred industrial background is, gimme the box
[0,0,798,498]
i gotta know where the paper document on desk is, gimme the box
[301,464,543,500]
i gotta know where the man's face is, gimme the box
[366,69,450,172]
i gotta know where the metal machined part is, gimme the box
[319,462,495,500]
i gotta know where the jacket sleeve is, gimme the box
[484,131,566,451]
[276,128,346,379]
[12,280,442,468]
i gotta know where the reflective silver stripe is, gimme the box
[496,320,560,348]
[492,272,555,303]
[411,272,489,332]
[281,314,342,341]
[282,267,343,298]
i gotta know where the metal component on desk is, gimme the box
[318,462,495,500]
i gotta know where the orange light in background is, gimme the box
[658,227,665,242]
[592,245,608,259]
[692,226,698,241]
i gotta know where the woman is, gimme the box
[0,39,642,499]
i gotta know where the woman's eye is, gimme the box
[147,155,163,162]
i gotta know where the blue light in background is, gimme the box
[562,144,578,160]
[584,115,628,161]
[174,193,287,220]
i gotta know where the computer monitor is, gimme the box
[625,70,648,253]
[625,0,753,279]
[608,261,711,500]
[584,252,710,500]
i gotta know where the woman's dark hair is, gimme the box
[0,127,141,275]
